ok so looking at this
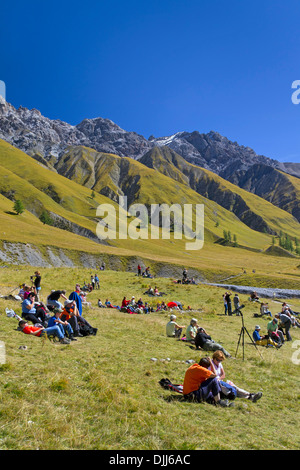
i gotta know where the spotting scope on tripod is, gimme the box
[235,312,263,361]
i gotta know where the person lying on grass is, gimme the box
[18,320,71,344]
[194,327,232,357]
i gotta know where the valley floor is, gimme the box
[0,266,299,450]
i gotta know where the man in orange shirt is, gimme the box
[183,357,233,407]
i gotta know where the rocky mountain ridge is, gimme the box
[0,96,299,179]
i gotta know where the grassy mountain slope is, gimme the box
[229,163,300,223]
[1,139,300,288]
[139,146,300,239]
[55,145,280,250]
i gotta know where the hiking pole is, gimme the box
[235,313,263,360]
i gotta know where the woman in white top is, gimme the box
[208,350,262,402]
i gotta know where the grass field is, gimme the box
[0,266,299,450]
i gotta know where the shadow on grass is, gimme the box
[5,211,19,215]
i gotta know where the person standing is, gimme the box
[223,293,228,315]
[276,313,292,341]
[225,292,232,316]
[94,274,100,289]
[233,294,241,315]
[32,271,42,300]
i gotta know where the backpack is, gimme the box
[159,378,183,394]
[79,323,96,336]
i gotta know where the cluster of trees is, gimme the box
[13,200,53,226]
[223,230,238,247]
[274,232,300,255]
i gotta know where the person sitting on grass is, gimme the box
[47,308,77,341]
[80,291,92,308]
[60,300,97,337]
[47,289,68,311]
[252,325,282,348]
[18,320,70,344]
[18,284,29,300]
[121,297,129,308]
[166,314,185,339]
[194,327,232,358]
[267,318,285,345]
[98,299,105,308]
[250,291,260,302]
[69,285,83,315]
[183,356,233,407]
[208,350,262,402]
[260,303,272,317]
[21,292,49,327]
[281,302,299,316]
[185,318,199,342]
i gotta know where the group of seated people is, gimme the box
[18,283,97,344]
[164,317,262,407]
[253,303,300,346]
[156,301,168,311]
[166,316,232,358]
[137,265,153,278]
[180,351,262,408]
[121,296,152,314]
[144,286,166,296]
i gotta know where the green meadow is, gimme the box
[0,266,299,450]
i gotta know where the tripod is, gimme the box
[235,313,263,360]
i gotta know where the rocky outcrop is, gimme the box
[0,97,153,162]
[225,164,300,223]
[0,96,298,182]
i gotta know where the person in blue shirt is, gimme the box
[252,325,281,348]
[47,309,77,341]
[69,285,82,316]
[94,274,100,289]
[21,292,48,326]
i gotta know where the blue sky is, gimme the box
[1,0,300,163]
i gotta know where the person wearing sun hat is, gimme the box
[252,325,281,348]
